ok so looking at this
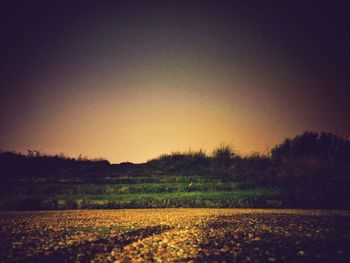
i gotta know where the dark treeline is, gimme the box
[0,150,110,180]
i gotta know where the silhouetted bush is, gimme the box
[211,145,238,170]
[147,150,211,174]
[271,131,350,163]
[271,131,350,208]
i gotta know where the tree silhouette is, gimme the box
[271,131,350,164]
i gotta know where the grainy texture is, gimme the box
[1,209,350,262]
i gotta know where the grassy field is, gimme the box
[1,209,350,262]
[0,174,283,210]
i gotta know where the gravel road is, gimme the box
[1,209,350,262]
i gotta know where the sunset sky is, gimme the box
[1,1,349,163]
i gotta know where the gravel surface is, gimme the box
[1,209,350,262]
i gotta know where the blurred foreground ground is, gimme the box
[1,209,350,262]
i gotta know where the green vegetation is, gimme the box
[0,181,281,210]
[1,131,350,210]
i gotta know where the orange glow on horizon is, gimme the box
[1,2,349,163]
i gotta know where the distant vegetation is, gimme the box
[0,150,110,181]
[1,131,349,210]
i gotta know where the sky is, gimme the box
[1,0,350,163]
